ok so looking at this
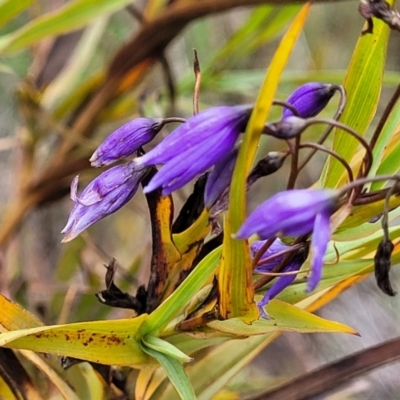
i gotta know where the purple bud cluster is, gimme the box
[61,82,340,319]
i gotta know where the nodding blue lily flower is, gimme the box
[61,162,149,243]
[90,118,163,167]
[204,146,239,209]
[236,189,338,292]
[134,105,252,196]
[282,82,336,120]
[251,239,307,318]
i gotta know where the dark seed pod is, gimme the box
[374,238,396,296]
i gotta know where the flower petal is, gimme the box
[258,260,301,306]
[143,120,240,195]
[307,209,331,292]
[61,163,148,242]
[236,189,337,240]
[204,147,238,209]
[136,105,251,167]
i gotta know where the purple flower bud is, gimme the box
[236,189,338,292]
[90,118,163,167]
[282,82,336,120]
[61,162,148,242]
[204,147,239,209]
[135,105,252,196]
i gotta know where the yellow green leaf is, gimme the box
[158,334,279,400]
[172,209,210,255]
[219,2,312,321]
[208,299,357,336]
[0,0,33,27]
[321,2,392,188]
[142,335,192,363]
[140,345,196,400]
[0,0,136,54]
[0,315,150,367]
[0,294,43,330]
[142,246,221,336]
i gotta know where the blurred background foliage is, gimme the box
[1,0,400,399]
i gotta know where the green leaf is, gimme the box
[219,3,311,321]
[247,5,301,53]
[368,97,400,189]
[42,17,108,110]
[142,335,193,363]
[211,5,300,67]
[0,0,33,28]
[320,4,392,188]
[207,299,357,336]
[0,0,136,54]
[156,334,278,400]
[141,345,196,400]
[372,134,400,190]
[141,246,221,336]
[335,195,400,231]
[179,69,400,96]
[0,315,150,366]
[166,333,228,356]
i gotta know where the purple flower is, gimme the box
[135,105,252,196]
[282,82,336,120]
[204,147,239,209]
[61,162,148,242]
[251,239,307,318]
[90,118,163,167]
[236,189,338,292]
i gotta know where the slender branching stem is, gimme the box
[252,238,275,269]
[300,142,354,183]
[382,184,397,241]
[159,117,187,128]
[339,174,400,198]
[256,242,305,267]
[272,100,300,116]
[369,82,400,153]
[257,269,310,277]
[304,118,373,179]
[254,236,308,290]
[352,188,391,206]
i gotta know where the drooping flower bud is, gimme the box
[374,238,396,296]
[247,151,287,185]
[61,162,149,242]
[204,147,239,209]
[90,118,163,167]
[282,82,336,120]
